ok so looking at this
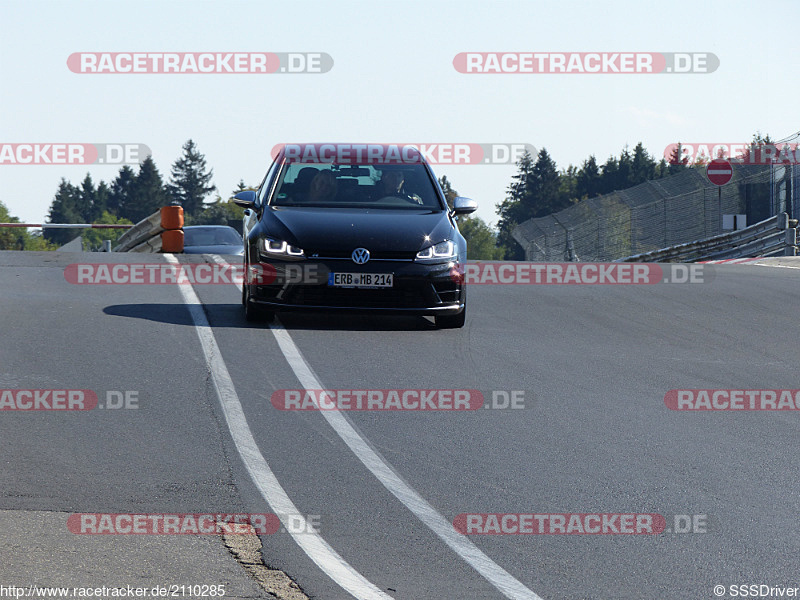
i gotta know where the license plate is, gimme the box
[328,273,394,288]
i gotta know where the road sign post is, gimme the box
[707,158,733,232]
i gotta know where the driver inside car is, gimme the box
[376,169,423,204]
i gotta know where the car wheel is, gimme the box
[241,257,249,306]
[435,304,466,329]
[243,283,274,323]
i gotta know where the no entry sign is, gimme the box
[707,158,733,186]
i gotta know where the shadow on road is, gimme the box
[103,303,436,331]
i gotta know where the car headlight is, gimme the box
[259,238,305,260]
[416,240,456,261]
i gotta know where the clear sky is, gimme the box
[1,0,798,228]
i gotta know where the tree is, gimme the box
[436,176,502,260]
[167,139,216,217]
[108,165,137,217]
[23,233,58,251]
[124,156,169,223]
[233,179,252,194]
[92,181,110,223]
[81,211,133,251]
[496,148,571,258]
[576,156,601,199]
[598,155,619,195]
[655,158,670,178]
[496,149,535,260]
[0,201,57,251]
[529,148,565,216]
[438,175,458,209]
[458,216,504,260]
[76,174,96,222]
[616,146,633,189]
[44,179,83,245]
[630,142,657,185]
[0,201,26,250]
[185,197,245,226]
[739,132,775,165]
[667,143,689,176]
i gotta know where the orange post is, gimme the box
[161,229,184,253]
[160,205,184,230]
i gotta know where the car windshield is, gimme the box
[184,227,242,246]
[271,162,444,210]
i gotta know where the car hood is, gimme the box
[262,207,454,254]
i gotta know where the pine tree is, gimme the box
[599,156,619,195]
[438,175,458,208]
[167,139,216,217]
[576,156,601,199]
[77,174,96,222]
[93,181,110,222]
[496,150,535,260]
[559,165,578,204]
[630,142,656,185]
[44,179,83,245]
[125,156,169,223]
[108,165,137,218]
[667,143,688,175]
[617,146,633,189]
[740,132,774,165]
[530,149,563,216]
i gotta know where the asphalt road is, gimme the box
[1,250,798,600]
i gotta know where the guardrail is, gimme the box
[113,206,184,253]
[0,208,184,252]
[619,213,798,263]
[0,223,133,229]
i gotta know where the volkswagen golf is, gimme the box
[233,143,477,328]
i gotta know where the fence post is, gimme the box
[566,230,578,262]
[785,227,797,256]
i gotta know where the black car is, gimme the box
[182,225,245,255]
[233,144,477,328]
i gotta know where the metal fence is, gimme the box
[512,161,800,262]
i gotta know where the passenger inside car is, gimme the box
[308,169,338,203]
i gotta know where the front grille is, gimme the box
[286,285,432,308]
[305,250,415,261]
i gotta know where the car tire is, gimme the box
[243,283,274,323]
[435,304,466,329]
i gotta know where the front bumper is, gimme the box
[246,258,465,315]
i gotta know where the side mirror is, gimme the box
[233,190,257,208]
[452,196,478,215]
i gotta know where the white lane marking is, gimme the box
[165,254,392,600]
[208,254,543,599]
[268,325,543,600]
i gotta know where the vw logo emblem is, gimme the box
[351,248,370,264]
